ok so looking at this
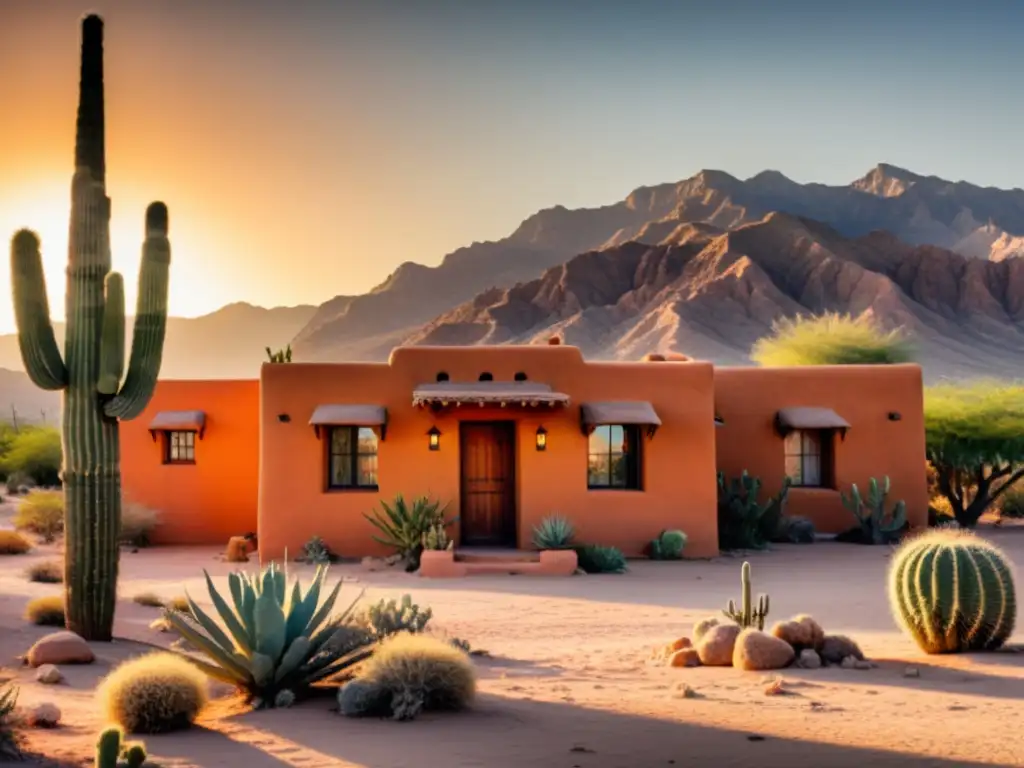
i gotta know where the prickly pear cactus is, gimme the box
[10,15,170,640]
[888,529,1016,653]
[841,476,907,545]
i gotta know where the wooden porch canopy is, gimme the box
[309,404,388,439]
[412,382,570,411]
[580,401,662,438]
[774,406,850,439]
[148,410,206,440]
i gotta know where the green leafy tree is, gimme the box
[751,313,913,366]
[0,427,61,487]
[925,381,1024,527]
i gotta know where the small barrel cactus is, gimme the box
[888,529,1016,653]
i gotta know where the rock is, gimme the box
[26,631,94,667]
[673,683,697,699]
[763,677,786,696]
[840,656,857,669]
[667,637,692,653]
[692,617,720,644]
[795,649,822,669]
[696,623,741,666]
[149,617,173,632]
[903,666,920,678]
[770,615,825,651]
[853,659,872,670]
[34,664,63,684]
[820,635,864,665]
[668,648,701,668]
[25,702,60,728]
[360,556,388,572]
[733,629,796,671]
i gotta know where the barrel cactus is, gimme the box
[888,529,1016,653]
[9,15,170,640]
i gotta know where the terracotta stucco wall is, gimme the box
[714,364,928,534]
[258,346,720,561]
[121,380,259,544]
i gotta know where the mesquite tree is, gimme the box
[9,15,170,640]
[925,382,1024,528]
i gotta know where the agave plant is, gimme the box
[532,514,575,550]
[0,681,20,760]
[364,494,454,571]
[165,561,372,707]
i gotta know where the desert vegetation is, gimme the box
[0,531,32,555]
[97,652,208,734]
[13,489,64,543]
[0,424,61,490]
[25,596,65,627]
[25,559,62,584]
[717,471,803,550]
[751,313,914,367]
[837,476,907,544]
[365,494,455,571]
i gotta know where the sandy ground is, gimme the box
[0,497,1022,767]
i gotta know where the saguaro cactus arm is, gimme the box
[103,202,170,420]
[97,271,124,395]
[10,230,68,390]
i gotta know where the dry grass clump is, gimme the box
[132,592,165,608]
[166,595,190,613]
[338,632,476,721]
[752,312,913,367]
[96,652,207,734]
[25,559,62,584]
[13,489,64,543]
[25,595,64,626]
[120,503,161,547]
[0,531,32,555]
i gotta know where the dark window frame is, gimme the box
[325,425,380,491]
[163,430,196,465]
[783,428,835,488]
[587,423,643,491]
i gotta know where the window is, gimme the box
[514,371,528,382]
[165,431,195,464]
[587,424,642,490]
[436,371,449,382]
[784,429,834,488]
[478,372,493,381]
[327,426,379,489]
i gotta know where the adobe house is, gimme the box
[120,344,928,562]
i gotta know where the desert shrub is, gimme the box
[925,381,1024,527]
[573,544,627,574]
[751,312,913,367]
[26,559,62,583]
[4,471,33,496]
[771,515,816,543]
[93,725,148,768]
[300,534,334,564]
[166,595,190,613]
[132,592,164,608]
[164,562,372,707]
[0,681,20,760]
[0,531,31,555]
[120,503,161,548]
[997,486,1024,520]
[25,595,64,626]
[531,515,575,550]
[97,651,207,734]
[0,427,61,488]
[421,521,452,551]
[648,529,686,559]
[13,489,64,543]
[928,495,956,526]
[365,494,455,571]
[338,633,476,721]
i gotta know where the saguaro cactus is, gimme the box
[9,14,170,641]
[723,561,770,630]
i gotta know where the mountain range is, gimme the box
[2,162,1024,417]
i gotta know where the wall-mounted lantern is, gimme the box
[428,426,441,451]
[535,425,548,451]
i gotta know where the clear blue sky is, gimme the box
[0,0,1020,329]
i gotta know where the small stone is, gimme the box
[25,702,60,728]
[903,666,920,678]
[668,648,701,668]
[667,637,692,653]
[733,629,796,671]
[673,683,697,699]
[34,664,63,685]
[853,659,872,670]
[26,631,94,667]
[840,656,856,669]
[696,623,741,666]
[820,634,864,665]
[763,677,786,696]
[360,556,387,572]
[795,649,822,669]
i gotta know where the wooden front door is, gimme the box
[460,422,516,546]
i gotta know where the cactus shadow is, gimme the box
[823,658,1024,700]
